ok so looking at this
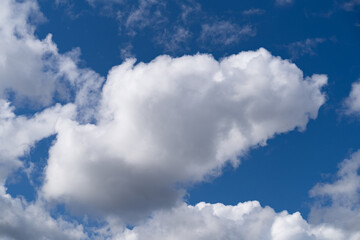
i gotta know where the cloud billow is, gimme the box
[345,80,360,116]
[6,1,360,239]
[42,48,327,221]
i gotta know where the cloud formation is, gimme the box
[0,186,86,240]
[199,21,255,46]
[42,48,327,221]
[0,0,103,119]
[345,80,360,115]
[309,150,360,234]
[286,38,326,59]
[0,100,75,184]
[3,1,360,240]
[112,200,360,240]
[86,151,360,240]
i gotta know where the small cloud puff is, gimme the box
[344,80,360,116]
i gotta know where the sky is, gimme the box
[0,0,360,239]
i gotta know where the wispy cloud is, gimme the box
[275,0,293,6]
[343,0,360,11]
[118,0,167,35]
[156,26,192,52]
[64,0,258,54]
[199,21,256,46]
[285,38,327,59]
[242,8,266,16]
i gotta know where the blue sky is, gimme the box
[1,0,360,239]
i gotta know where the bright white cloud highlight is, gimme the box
[42,48,327,220]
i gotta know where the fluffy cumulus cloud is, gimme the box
[309,150,360,235]
[90,151,360,240]
[42,48,327,220]
[0,1,102,238]
[0,0,103,118]
[109,201,359,240]
[0,186,86,240]
[4,1,360,239]
[0,99,75,184]
[345,80,360,115]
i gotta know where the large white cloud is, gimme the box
[109,201,359,240]
[42,48,327,220]
[91,151,360,240]
[1,1,360,240]
[4,147,360,240]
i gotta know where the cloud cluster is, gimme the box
[3,1,360,240]
[73,0,256,53]
[87,151,360,240]
[3,149,360,240]
[41,48,327,221]
[112,200,359,240]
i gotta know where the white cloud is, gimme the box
[41,48,327,221]
[199,21,255,46]
[0,0,104,119]
[286,38,326,59]
[89,151,360,240]
[0,186,87,240]
[345,80,360,115]
[309,150,360,234]
[102,200,359,240]
[156,26,192,52]
[0,100,82,239]
[6,2,360,240]
[0,99,75,184]
[116,0,167,35]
